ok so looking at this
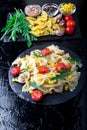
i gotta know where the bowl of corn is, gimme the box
[59,3,76,15]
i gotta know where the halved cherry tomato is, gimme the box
[10,66,20,75]
[38,65,49,74]
[55,62,67,72]
[64,15,73,22]
[31,90,43,102]
[66,20,76,27]
[41,48,51,56]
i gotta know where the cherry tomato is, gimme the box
[31,90,43,102]
[65,26,75,35]
[55,62,67,72]
[38,65,49,74]
[10,66,20,75]
[66,63,72,70]
[64,15,73,22]
[41,48,51,56]
[66,20,76,27]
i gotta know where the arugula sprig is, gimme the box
[0,8,37,47]
[66,57,80,63]
[21,66,29,73]
[29,81,46,92]
[33,52,46,58]
[51,70,70,80]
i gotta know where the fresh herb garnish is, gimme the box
[0,8,37,47]
[51,70,70,80]
[33,52,46,58]
[21,66,29,73]
[66,57,80,63]
[29,81,46,92]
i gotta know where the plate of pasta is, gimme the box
[8,44,86,105]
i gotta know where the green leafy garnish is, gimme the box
[51,70,70,80]
[0,8,37,47]
[33,52,46,58]
[21,66,29,73]
[66,57,80,63]
[29,81,46,92]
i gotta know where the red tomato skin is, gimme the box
[31,90,43,102]
[66,63,72,70]
[55,62,67,72]
[38,65,49,74]
[41,48,51,56]
[64,15,73,21]
[10,66,20,75]
[66,20,76,27]
[65,26,75,35]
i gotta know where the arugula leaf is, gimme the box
[0,8,38,47]
[29,81,46,92]
[66,57,80,63]
[21,66,29,73]
[51,70,70,80]
[33,52,46,58]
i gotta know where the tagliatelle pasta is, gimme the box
[11,44,82,95]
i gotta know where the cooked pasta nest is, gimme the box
[11,44,82,95]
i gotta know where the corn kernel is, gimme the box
[67,74,72,80]
[12,78,18,82]
[64,85,69,91]
[29,89,33,94]
[48,80,54,85]
[49,91,53,94]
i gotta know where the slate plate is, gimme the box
[8,43,86,105]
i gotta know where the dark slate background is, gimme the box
[0,1,87,130]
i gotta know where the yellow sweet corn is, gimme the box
[64,85,69,91]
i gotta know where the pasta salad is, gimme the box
[10,44,82,102]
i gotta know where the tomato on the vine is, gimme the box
[66,20,76,27]
[10,66,20,75]
[38,65,49,74]
[41,48,51,56]
[65,26,75,35]
[31,90,43,102]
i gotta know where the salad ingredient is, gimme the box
[26,11,65,37]
[65,63,72,70]
[33,52,46,57]
[31,90,43,102]
[10,66,20,76]
[41,48,51,56]
[66,19,76,27]
[24,5,41,17]
[29,82,46,92]
[51,70,70,80]
[54,29,65,36]
[0,8,37,47]
[64,14,73,21]
[59,3,76,15]
[55,62,67,72]
[59,19,65,27]
[65,26,74,35]
[38,65,49,74]
[42,3,59,17]
[56,13,62,23]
